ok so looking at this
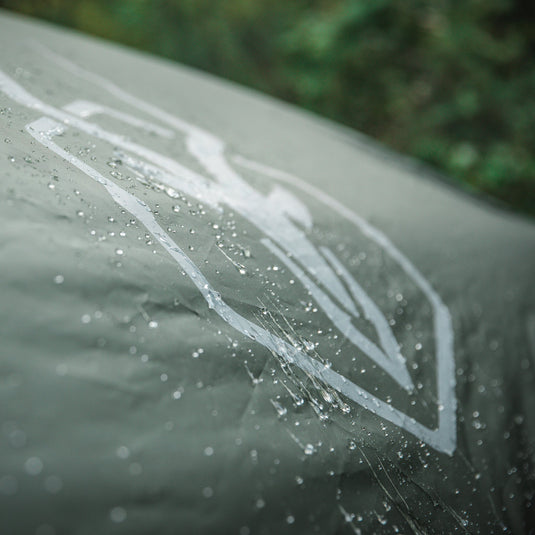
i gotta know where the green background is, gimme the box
[2,0,535,216]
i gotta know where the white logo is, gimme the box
[0,47,456,454]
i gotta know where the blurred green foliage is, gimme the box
[2,0,535,215]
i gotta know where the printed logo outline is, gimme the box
[0,48,456,454]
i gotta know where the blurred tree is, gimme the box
[1,0,534,215]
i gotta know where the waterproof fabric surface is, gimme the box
[0,10,534,535]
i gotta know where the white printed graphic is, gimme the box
[0,49,456,454]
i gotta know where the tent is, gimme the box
[0,10,534,534]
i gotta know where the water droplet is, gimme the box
[7,427,26,449]
[304,340,315,351]
[110,507,127,523]
[202,487,213,498]
[24,456,43,476]
[514,414,524,425]
[204,446,214,457]
[53,275,64,284]
[164,421,174,431]
[166,187,180,199]
[116,446,130,459]
[376,514,387,525]
[340,403,351,414]
[270,399,287,418]
[286,515,295,524]
[115,248,124,256]
[304,444,315,455]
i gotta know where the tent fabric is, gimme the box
[0,10,534,534]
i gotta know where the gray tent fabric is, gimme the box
[1,10,534,534]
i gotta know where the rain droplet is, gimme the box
[110,507,127,523]
[304,444,315,455]
[24,456,43,476]
[270,399,287,417]
[116,446,130,459]
[376,514,387,525]
[44,475,63,494]
[304,340,315,351]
